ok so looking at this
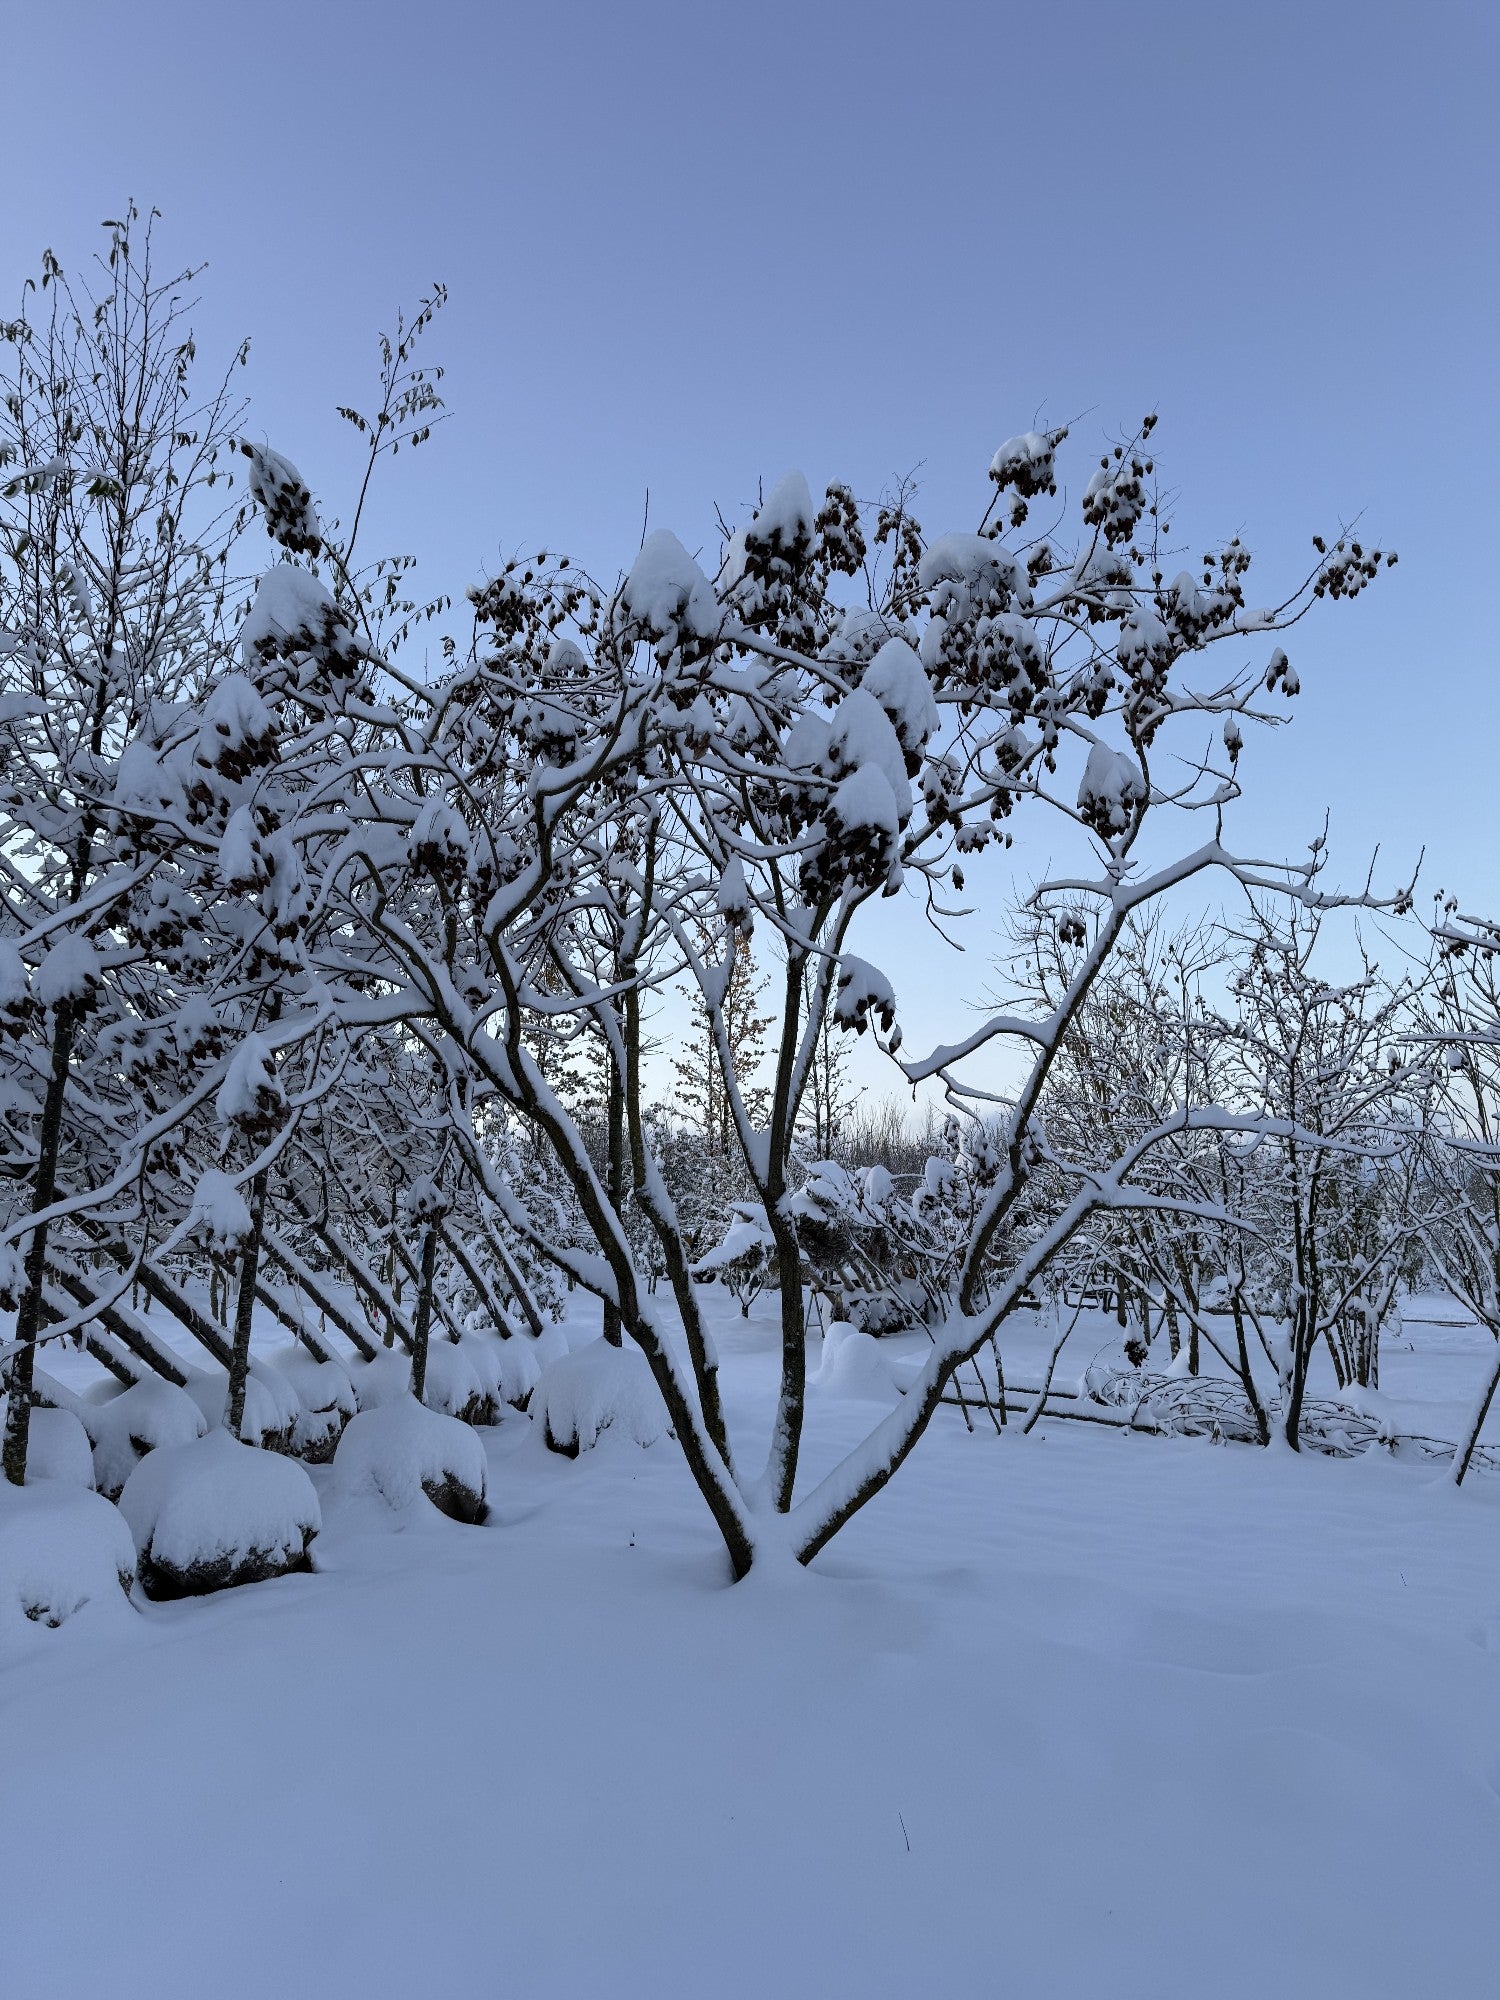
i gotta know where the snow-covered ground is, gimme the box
[4,1291,1500,1998]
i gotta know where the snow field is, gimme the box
[0,1290,1497,1996]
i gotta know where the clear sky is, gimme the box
[4,0,1496,1085]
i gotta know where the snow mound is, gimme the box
[813,1321,903,1402]
[26,1406,96,1488]
[420,1341,488,1423]
[349,1348,416,1410]
[266,1348,358,1460]
[533,1323,571,1369]
[183,1362,301,1451]
[332,1397,488,1523]
[0,1484,136,1641]
[119,1428,321,1599]
[88,1377,209,1499]
[531,1338,669,1456]
[454,1329,538,1415]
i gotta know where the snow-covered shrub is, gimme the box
[694,1204,776,1315]
[349,1349,416,1411]
[24,1407,95,1488]
[266,1348,359,1461]
[453,1328,538,1416]
[119,1428,321,1598]
[183,1363,301,1454]
[418,1340,489,1424]
[0,1484,136,1636]
[531,1338,670,1457]
[88,1378,209,1501]
[332,1397,488,1523]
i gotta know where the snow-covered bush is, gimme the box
[22,1406,96,1488]
[88,1378,209,1502]
[333,1398,488,1523]
[119,1428,321,1598]
[531,1339,671,1457]
[0,1484,136,1637]
[265,1348,359,1461]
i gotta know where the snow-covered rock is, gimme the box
[87,1377,209,1500]
[332,1397,488,1523]
[0,1484,136,1639]
[119,1428,321,1599]
[531,1338,670,1456]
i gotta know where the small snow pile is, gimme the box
[332,1397,488,1523]
[119,1428,321,1599]
[834,955,896,1038]
[0,1484,136,1640]
[482,1330,543,1411]
[266,1348,358,1460]
[694,1206,776,1314]
[88,1377,208,1500]
[25,1407,96,1488]
[239,561,360,689]
[531,1337,669,1457]
[34,934,103,1011]
[183,1363,301,1452]
[238,441,322,554]
[814,1320,903,1402]
[533,1323,571,1369]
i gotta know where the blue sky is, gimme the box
[5,0,1496,1083]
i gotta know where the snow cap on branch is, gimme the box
[835,955,896,1036]
[238,441,322,556]
[188,1169,254,1258]
[1077,743,1146,838]
[35,936,102,1012]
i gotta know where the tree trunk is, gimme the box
[226,1168,270,1438]
[410,1225,438,1404]
[603,1046,625,1348]
[2,1002,77,1486]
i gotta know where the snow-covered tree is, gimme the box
[275,406,1400,1574]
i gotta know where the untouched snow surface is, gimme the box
[2,1294,1500,1996]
